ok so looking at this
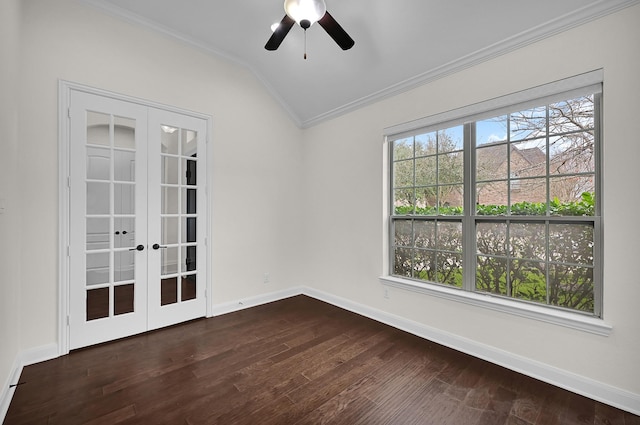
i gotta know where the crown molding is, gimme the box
[300,0,640,128]
[79,0,304,127]
[80,0,639,129]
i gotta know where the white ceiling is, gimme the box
[83,0,637,127]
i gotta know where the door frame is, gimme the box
[58,80,214,355]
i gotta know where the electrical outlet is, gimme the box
[384,287,390,299]
[263,273,270,284]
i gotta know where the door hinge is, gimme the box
[66,315,70,326]
[68,108,71,119]
[67,246,70,257]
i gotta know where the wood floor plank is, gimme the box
[4,295,638,425]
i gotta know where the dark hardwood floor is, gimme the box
[5,295,639,425]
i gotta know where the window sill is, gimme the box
[379,276,612,336]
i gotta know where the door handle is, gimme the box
[152,243,168,250]
[129,244,145,251]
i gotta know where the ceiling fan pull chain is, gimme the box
[304,29,307,60]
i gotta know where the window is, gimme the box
[387,76,601,317]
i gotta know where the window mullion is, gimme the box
[463,123,475,292]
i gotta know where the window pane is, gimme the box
[438,152,463,184]
[549,132,595,175]
[87,147,110,180]
[511,140,546,179]
[510,106,546,141]
[394,248,413,277]
[114,184,135,215]
[438,221,462,252]
[86,252,109,285]
[415,133,436,156]
[548,96,594,135]
[510,178,547,212]
[183,217,197,244]
[436,252,462,287]
[510,259,547,303]
[477,222,507,256]
[161,126,179,154]
[114,217,135,249]
[182,246,196,272]
[162,247,178,275]
[415,188,437,215]
[549,175,594,210]
[438,126,463,152]
[414,220,435,249]
[476,256,507,295]
[87,112,110,146]
[114,251,134,282]
[549,223,593,265]
[548,264,593,312]
[476,143,508,182]
[414,249,436,282]
[476,181,508,213]
[181,275,196,301]
[114,284,134,315]
[476,116,507,146]
[415,156,436,186]
[394,220,413,247]
[161,277,178,305]
[183,189,197,215]
[86,217,110,250]
[184,159,197,186]
[394,188,414,214]
[114,116,136,149]
[162,156,179,184]
[181,129,197,156]
[162,217,179,245]
[510,222,546,261]
[87,182,110,215]
[394,159,414,187]
[393,138,413,160]
[87,287,109,321]
[162,187,179,214]
[438,185,463,214]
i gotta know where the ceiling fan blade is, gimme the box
[265,15,295,50]
[318,11,354,50]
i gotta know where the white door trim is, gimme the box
[58,80,214,355]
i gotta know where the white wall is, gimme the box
[0,0,23,409]
[302,4,640,399]
[16,0,304,350]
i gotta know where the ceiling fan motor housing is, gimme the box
[284,0,327,27]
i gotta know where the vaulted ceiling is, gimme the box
[82,0,637,127]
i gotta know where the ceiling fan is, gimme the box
[265,0,355,57]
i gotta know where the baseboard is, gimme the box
[0,343,59,423]
[209,286,304,317]
[301,287,640,416]
[0,354,22,423]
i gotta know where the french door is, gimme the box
[68,90,207,350]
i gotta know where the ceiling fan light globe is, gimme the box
[284,0,326,27]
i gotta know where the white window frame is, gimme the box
[380,70,611,336]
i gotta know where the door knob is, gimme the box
[152,243,167,250]
[129,244,145,251]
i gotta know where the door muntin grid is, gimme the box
[159,126,198,305]
[85,111,138,320]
